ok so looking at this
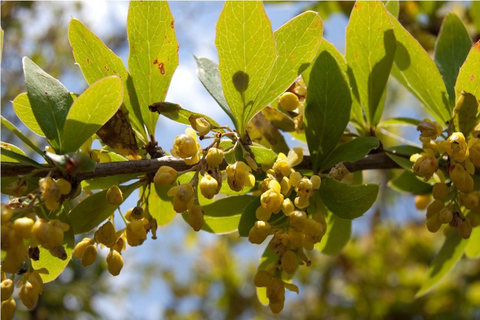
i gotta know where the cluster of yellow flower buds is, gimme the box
[18,270,44,309]
[248,149,325,313]
[412,119,478,238]
[39,176,71,211]
[73,220,126,276]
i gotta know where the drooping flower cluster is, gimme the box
[412,119,476,238]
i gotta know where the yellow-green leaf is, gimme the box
[215,1,276,137]
[127,1,179,136]
[62,76,123,153]
[465,226,480,259]
[68,18,147,144]
[346,1,396,127]
[455,41,480,104]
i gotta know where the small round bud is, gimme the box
[19,281,38,309]
[278,92,300,112]
[310,175,321,189]
[73,238,94,259]
[12,217,34,238]
[281,250,298,274]
[206,148,224,167]
[94,221,117,248]
[188,205,204,232]
[56,178,71,195]
[106,185,123,206]
[254,270,272,287]
[81,245,97,267]
[199,175,218,200]
[1,298,16,320]
[459,219,472,239]
[414,195,430,210]
[426,213,442,233]
[189,116,212,136]
[432,183,448,200]
[439,207,453,224]
[106,250,124,276]
[154,166,178,187]
[1,280,14,301]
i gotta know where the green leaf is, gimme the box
[385,145,422,171]
[32,228,74,283]
[320,137,380,172]
[0,28,3,65]
[383,0,399,18]
[148,184,176,226]
[315,210,352,255]
[68,19,146,144]
[194,56,237,128]
[416,231,469,297]
[1,142,25,162]
[378,117,420,127]
[346,1,396,127]
[247,113,289,154]
[82,174,139,191]
[23,57,74,152]
[238,196,261,237]
[319,177,379,220]
[0,115,44,156]
[251,11,323,121]
[69,182,141,234]
[61,76,124,153]
[182,195,255,234]
[389,13,450,124]
[465,226,480,259]
[0,147,41,168]
[472,2,480,34]
[434,14,472,107]
[389,170,433,195]
[305,40,352,172]
[453,92,478,136]
[127,1,179,136]
[149,101,219,127]
[455,41,480,104]
[215,1,276,136]
[12,92,45,137]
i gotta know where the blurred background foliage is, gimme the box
[2,1,480,319]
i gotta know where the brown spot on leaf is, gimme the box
[86,58,90,64]
[171,20,174,29]
[355,54,359,59]
[159,63,165,75]
[471,75,475,81]
[104,65,110,71]
[153,59,158,65]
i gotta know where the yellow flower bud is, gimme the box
[417,119,442,139]
[19,281,38,309]
[106,185,123,206]
[94,221,117,248]
[206,148,224,167]
[245,155,258,171]
[426,199,444,219]
[439,207,453,224]
[81,245,97,266]
[445,132,469,162]
[281,250,298,274]
[1,204,13,223]
[266,278,285,304]
[289,211,306,230]
[73,238,94,259]
[269,300,285,314]
[281,198,294,216]
[187,205,204,231]
[272,155,292,177]
[432,183,449,200]
[280,177,291,195]
[1,280,14,301]
[461,192,479,210]
[289,172,302,187]
[468,138,480,166]
[189,116,212,136]
[261,189,284,213]
[412,153,438,181]
[168,184,195,213]
[1,298,16,320]
[199,175,218,199]
[426,213,442,233]
[256,206,272,221]
[294,195,310,209]
[278,92,300,112]
[288,228,304,249]
[248,221,271,244]
[294,79,307,96]
[154,166,178,186]
[450,164,474,193]
[12,217,34,238]
[226,161,255,192]
[126,219,147,246]
[310,175,321,189]
[296,178,313,198]
[106,250,124,276]
[171,128,199,159]
[414,195,430,210]
[254,270,272,287]
[459,219,472,239]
